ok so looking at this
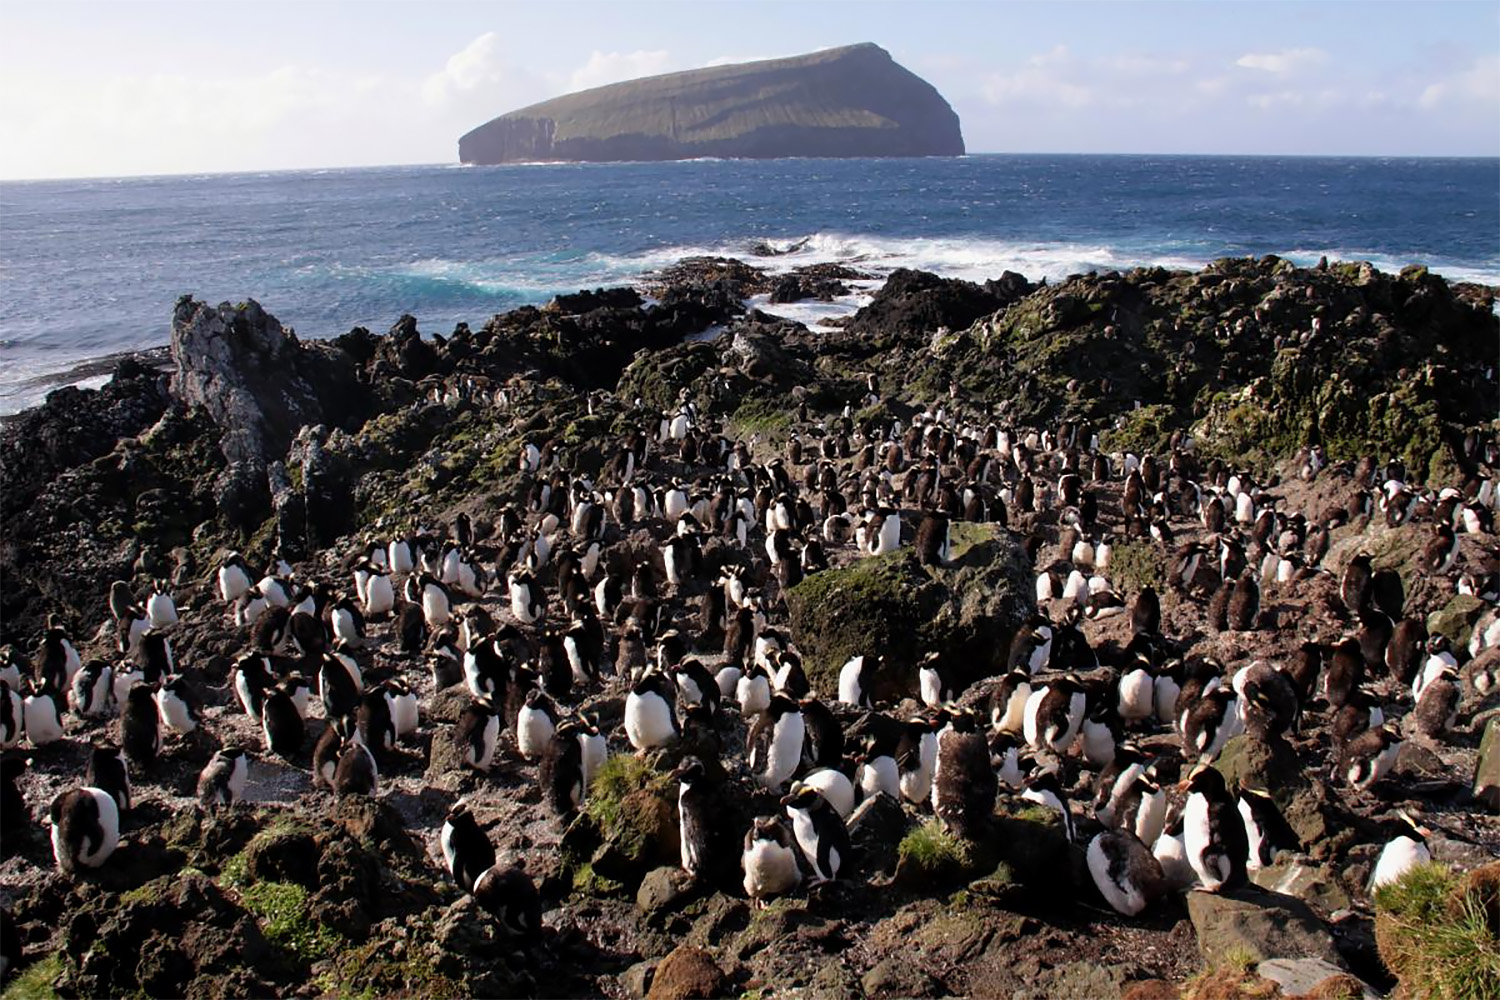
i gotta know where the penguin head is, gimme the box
[673,755,707,787]
[779,781,825,812]
[1395,808,1432,841]
[1180,762,1228,797]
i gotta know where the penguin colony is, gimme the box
[2,378,1499,992]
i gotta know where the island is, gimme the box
[457,42,964,164]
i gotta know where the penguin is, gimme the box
[197,748,250,809]
[1331,688,1386,744]
[914,511,951,566]
[856,734,901,802]
[1385,618,1427,685]
[1080,699,1123,769]
[318,651,362,723]
[1152,818,1197,891]
[1117,657,1155,726]
[155,675,200,735]
[260,686,305,762]
[333,738,379,797]
[675,755,721,880]
[516,688,557,762]
[1341,553,1373,615]
[917,652,956,709]
[1237,785,1297,870]
[989,669,1032,735]
[1370,811,1432,891]
[471,864,543,941]
[674,658,721,718]
[1412,665,1461,739]
[115,601,151,657]
[441,800,496,893]
[1343,724,1402,792]
[509,570,546,626]
[1131,586,1161,636]
[418,575,452,629]
[329,597,366,646]
[1021,769,1077,844]
[361,566,395,618]
[781,782,850,886]
[837,654,879,708]
[932,708,997,841]
[748,694,806,792]
[742,815,802,908]
[70,660,113,719]
[540,719,586,817]
[251,607,293,653]
[455,696,501,773]
[382,678,420,741]
[1413,636,1459,704]
[1323,638,1364,711]
[313,716,353,789]
[735,662,773,718]
[1180,687,1242,763]
[1226,573,1259,630]
[896,714,939,807]
[1181,764,1249,892]
[280,672,313,719]
[356,689,398,757]
[37,626,80,693]
[1023,675,1086,754]
[1106,772,1167,848]
[1087,828,1170,917]
[84,745,131,815]
[49,787,120,874]
[219,552,255,603]
[117,682,161,769]
[1421,523,1460,575]
[146,582,178,629]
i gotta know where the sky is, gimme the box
[0,0,1496,180]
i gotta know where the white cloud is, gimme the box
[982,45,1093,108]
[1419,53,1500,108]
[1235,48,1328,75]
[568,50,674,93]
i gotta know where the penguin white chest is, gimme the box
[1119,669,1154,721]
[1183,794,1227,889]
[761,714,806,791]
[364,575,394,615]
[858,755,900,800]
[625,692,674,750]
[743,839,801,899]
[516,706,554,760]
[1370,836,1430,890]
[1086,836,1148,916]
[919,667,943,708]
[580,732,607,788]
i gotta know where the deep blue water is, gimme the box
[1,154,1496,413]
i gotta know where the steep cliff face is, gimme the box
[458,43,963,164]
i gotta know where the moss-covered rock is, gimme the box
[1374,861,1500,999]
[785,528,1030,700]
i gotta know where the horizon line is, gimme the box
[3,150,1499,185]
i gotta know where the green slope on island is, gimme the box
[458,42,964,164]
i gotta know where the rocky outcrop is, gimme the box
[785,525,1032,700]
[459,43,963,165]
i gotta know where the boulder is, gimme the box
[1476,718,1500,813]
[646,944,725,1000]
[1251,859,1352,914]
[1257,958,1378,1000]
[1187,886,1344,967]
[785,528,1031,700]
[637,866,697,916]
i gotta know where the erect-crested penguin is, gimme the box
[515,688,557,762]
[1021,768,1077,844]
[441,800,496,893]
[837,654,879,708]
[85,745,131,816]
[471,864,543,941]
[932,708,997,841]
[260,685,305,762]
[541,718,586,817]
[781,782,850,886]
[50,787,120,874]
[1181,764,1248,892]
[119,683,162,769]
[1236,784,1298,870]
[197,748,250,809]
[1023,674,1086,754]
[1087,827,1170,916]
[748,694,805,792]
[742,815,802,907]
[70,659,113,719]
[624,670,677,752]
[1342,723,1402,792]
[1369,810,1432,891]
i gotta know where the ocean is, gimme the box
[1,154,1496,415]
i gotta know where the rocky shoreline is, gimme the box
[1,254,1497,999]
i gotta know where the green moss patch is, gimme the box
[238,881,342,964]
[1,954,63,1000]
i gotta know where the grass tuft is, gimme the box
[898,819,976,877]
[238,881,342,964]
[1374,861,1500,1000]
[1,954,63,1000]
[585,753,660,830]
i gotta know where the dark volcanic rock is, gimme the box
[460,43,963,165]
